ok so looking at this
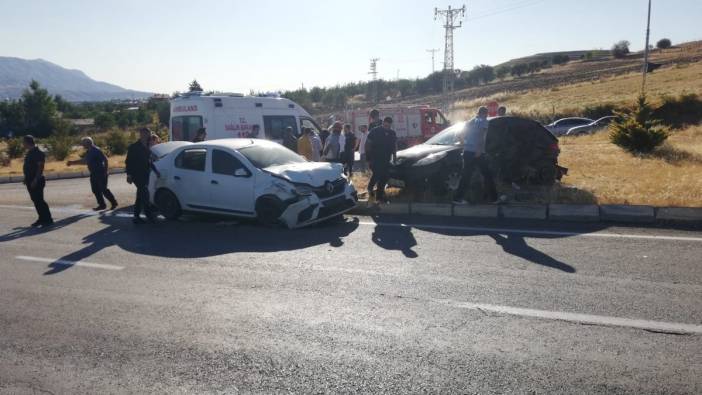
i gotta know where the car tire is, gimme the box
[431,165,462,195]
[155,189,182,220]
[256,196,284,227]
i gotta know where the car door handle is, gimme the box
[211,180,218,185]
[174,176,181,181]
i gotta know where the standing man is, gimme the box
[323,122,342,162]
[368,109,382,131]
[283,126,298,153]
[192,128,207,142]
[68,137,118,211]
[126,128,158,224]
[365,117,397,203]
[497,106,507,117]
[22,135,53,227]
[297,128,315,161]
[342,123,357,176]
[453,107,499,205]
[355,125,369,171]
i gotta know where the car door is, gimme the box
[171,148,210,209]
[208,148,256,216]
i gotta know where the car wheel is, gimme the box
[256,196,284,226]
[431,165,462,195]
[155,189,181,220]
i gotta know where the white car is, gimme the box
[566,116,618,136]
[545,117,594,136]
[148,139,357,228]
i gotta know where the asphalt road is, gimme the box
[1,175,701,394]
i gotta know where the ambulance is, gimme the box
[342,105,450,149]
[168,92,323,144]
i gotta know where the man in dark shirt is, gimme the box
[283,126,298,153]
[342,123,357,176]
[192,128,207,143]
[365,116,397,203]
[126,128,158,224]
[69,137,118,211]
[367,109,382,131]
[22,135,53,227]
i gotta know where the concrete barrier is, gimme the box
[453,205,499,218]
[500,205,548,220]
[55,171,84,179]
[656,207,702,222]
[549,204,600,222]
[411,203,452,216]
[600,205,655,223]
[351,201,410,216]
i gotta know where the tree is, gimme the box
[495,65,510,80]
[551,54,570,65]
[22,80,58,137]
[611,40,631,59]
[188,79,203,92]
[511,63,528,77]
[656,38,672,50]
[610,95,668,154]
[471,65,495,84]
[94,113,116,130]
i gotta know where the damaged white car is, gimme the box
[149,139,357,228]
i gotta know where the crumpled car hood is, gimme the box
[265,162,344,187]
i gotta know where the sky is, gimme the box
[1,0,700,94]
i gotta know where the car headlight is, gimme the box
[294,184,314,196]
[413,152,448,167]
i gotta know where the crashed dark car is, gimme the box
[388,116,567,194]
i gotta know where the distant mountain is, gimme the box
[0,57,153,102]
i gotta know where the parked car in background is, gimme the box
[566,116,618,136]
[149,139,357,228]
[545,117,594,136]
[389,117,566,195]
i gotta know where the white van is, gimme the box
[169,92,323,144]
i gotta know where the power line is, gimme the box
[466,0,546,21]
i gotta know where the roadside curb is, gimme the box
[0,168,126,184]
[349,201,702,225]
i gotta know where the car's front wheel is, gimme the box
[155,189,182,220]
[431,165,462,195]
[256,196,284,227]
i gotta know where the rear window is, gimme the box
[239,144,306,169]
[175,149,207,171]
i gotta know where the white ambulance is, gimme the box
[169,92,323,144]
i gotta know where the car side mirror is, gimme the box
[234,168,250,177]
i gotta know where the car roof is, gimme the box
[189,138,280,150]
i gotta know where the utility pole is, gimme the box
[435,5,466,106]
[368,58,380,103]
[642,0,652,95]
[426,48,440,73]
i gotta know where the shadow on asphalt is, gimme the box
[41,211,360,275]
[0,214,91,244]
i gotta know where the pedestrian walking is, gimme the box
[22,135,53,227]
[452,107,500,205]
[126,128,159,224]
[355,125,369,171]
[192,128,207,142]
[342,123,357,176]
[67,137,118,211]
[323,122,342,162]
[365,117,397,203]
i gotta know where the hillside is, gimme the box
[0,57,152,102]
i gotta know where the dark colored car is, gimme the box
[388,117,566,194]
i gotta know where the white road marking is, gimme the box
[431,298,702,335]
[359,221,702,243]
[0,204,133,218]
[15,256,124,271]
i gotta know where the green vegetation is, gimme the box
[102,130,130,155]
[656,38,672,50]
[5,137,24,159]
[610,96,668,154]
[611,40,631,59]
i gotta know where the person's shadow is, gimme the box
[489,233,575,273]
[371,217,418,258]
[0,214,91,244]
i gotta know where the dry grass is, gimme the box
[0,149,126,176]
[450,62,702,122]
[558,124,702,207]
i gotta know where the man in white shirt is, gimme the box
[356,125,369,171]
[453,106,499,204]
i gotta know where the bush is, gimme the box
[611,40,631,59]
[0,151,10,167]
[6,137,24,158]
[46,133,75,161]
[653,93,702,129]
[610,96,668,154]
[656,38,672,50]
[582,103,619,120]
[104,130,130,155]
[95,113,116,131]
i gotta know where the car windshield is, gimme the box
[425,123,465,146]
[239,143,307,169]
